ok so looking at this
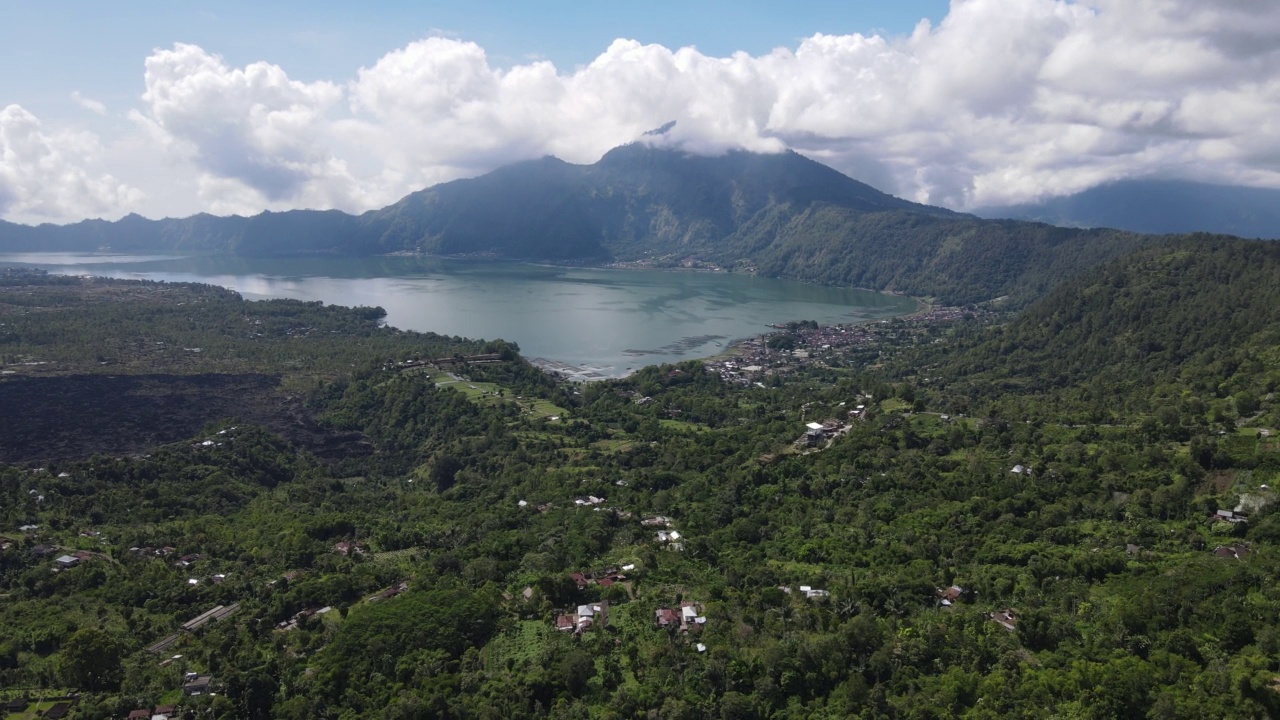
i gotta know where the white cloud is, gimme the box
[0,104,142,222]
[12,0,1280,224]
[137,43,362,214]
[70,91,107,115]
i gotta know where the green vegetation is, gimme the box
[2,237,1280,720]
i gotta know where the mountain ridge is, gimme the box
[976,178,1280,239]
[1,144,1151,305]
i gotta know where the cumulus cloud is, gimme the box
[0,104,142,222]
[35,0,1280,222]
[137,43,362,213]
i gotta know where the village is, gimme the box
[705,305,982,386]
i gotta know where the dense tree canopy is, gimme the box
[1,248,1279,719]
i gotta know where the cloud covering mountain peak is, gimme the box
[2,0,1279,224]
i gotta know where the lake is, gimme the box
[0,253,918,377]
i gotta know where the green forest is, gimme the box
[1,233,1279,720]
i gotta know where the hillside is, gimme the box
[977,179,1280,239]
[0,145,1154,305]
[909,235,1280,423]
[3,263,1280,718]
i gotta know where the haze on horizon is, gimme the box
[1,0,1278,226]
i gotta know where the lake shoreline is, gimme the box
[2,252,923,378]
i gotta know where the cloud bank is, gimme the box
[0,105,142,222]
[5,0,1280,223]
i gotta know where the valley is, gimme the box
[2,233,1279,718]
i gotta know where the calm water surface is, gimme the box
[1,253,917,377]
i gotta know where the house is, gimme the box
[575,602,608,632]
[45,702,72,719]
[30,543,56,556]
[153,705,178,718]
[666,601,707,633]
[1213,544,1251,560]
[655,608,681,628]
[1010,465,1031,476]
[128,710,151,719]
[799,585,830,599]
[991,609,1018,632]
[641,515,674,528]
[556,601,609,634]
[175,553,204,567]
[4,699,28,713]
[936,585,963,605]
[18,524,38,533]
[183,674,214,695]
[1214,509,1248,524]
[54,554,80,568]
[370,582,408,602]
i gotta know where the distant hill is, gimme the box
[931,234,1280,414]
[976,179,1280,239]
[1,144,1157,305]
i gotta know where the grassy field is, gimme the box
[658,419,711,433]
[370,548,422,562]
[430,369,568,419]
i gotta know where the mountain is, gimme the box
[1,144,1155,305]
[976,179,1280,239]
[366,145,949,259]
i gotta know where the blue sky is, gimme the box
[2,0,1279,224]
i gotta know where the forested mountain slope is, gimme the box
[912,235,1280,421]
[1,145,1156,305]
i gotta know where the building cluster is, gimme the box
[1213,508,1248,525]
[276,606,333,631]
[796,418,851,448]
[556,601,609,635]
[655,601,707,634]
[334,540,367,555]
[779,584,830,600]
[706,306,984,385]
[570,566,632,591]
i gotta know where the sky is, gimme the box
[2,0,1279,225]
